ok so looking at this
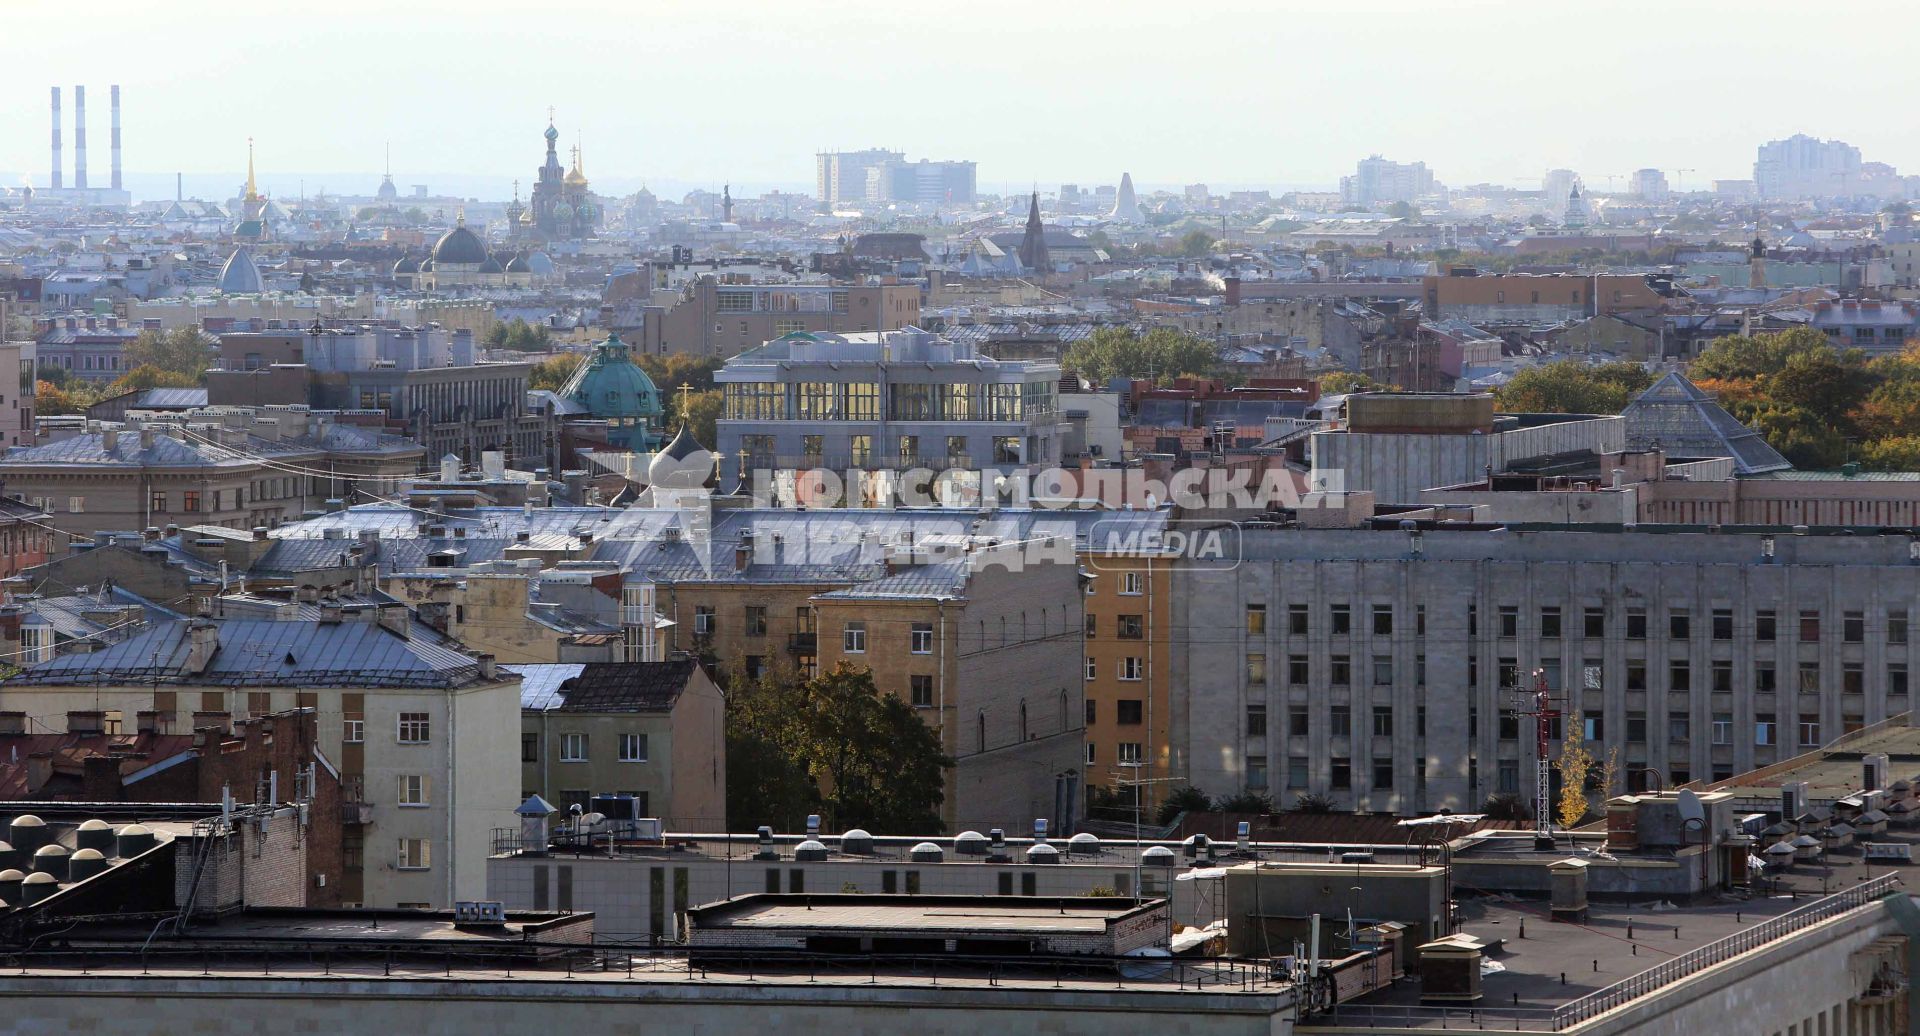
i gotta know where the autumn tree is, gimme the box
[637,352,725,395]
[1554,725,1596,829]
[124,326,213,380]
[673,388,722,451]
[1063,327,1221,386]
[528,353,584,393]
[484,318,553,352]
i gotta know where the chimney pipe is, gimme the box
[110,85,122,192]
[49,87,63,191]
[73,85,88,190]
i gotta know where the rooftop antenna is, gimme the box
[1513,668,1565,846]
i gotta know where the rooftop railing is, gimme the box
[1550,873,1900,1029]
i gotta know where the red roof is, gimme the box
[0,732,197,799]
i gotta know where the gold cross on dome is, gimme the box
[676,382,694,412]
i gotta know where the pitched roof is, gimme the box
[509,660,698,713]
[1619,371,1792,474]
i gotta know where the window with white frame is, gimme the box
[560,733,588,762]
[397,774,429,807]
[1085,657,1097,680]
[910,622,933,654]
[67,497,84,514]
[619,732,647,762]
[1120,657,1143,681]
[396,838,431,870]
[396,713,429,744]
[693,606,715,636]
[843,621,867,653]
[344,718,364,743]
[1117,742,1143,765]
[1120,571,1143,595]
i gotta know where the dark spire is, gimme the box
[1019,191,1049,271]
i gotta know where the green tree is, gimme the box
[1495,360,1653,414]
[1063,327,1221,386]
[1214,792,1276,814]
[1859,435,1920,471]
[528,353,584,393]
[1689,327,1834,382]
[1317,371,1390,395]
[673,388,722,451]
[726,664,953,833]
[1384,200,1419,219]
[1727,401,1850,469]
[1292,793,1335,814]
[485,318,553,353]
[1761,350,1872,432]
[1175,229,1217,257]
[1155,785,1212,825]
[124,326,213,380]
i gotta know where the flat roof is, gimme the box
[1706,718,1920,804]
[691,895,1143,935]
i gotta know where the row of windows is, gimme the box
[1085,657,1146,681]
[1246,602,1913,645]
[520,732,650,763]
[340,713,432,744]
[723,381,1056,423]
[1259,701,1855,749]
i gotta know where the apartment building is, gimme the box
[810,543,1085,834]
[1173,523,1920,817]
[1421,271,1667,324]
[634,276,920,359]
[0,599,519,908]
[714,327,1063,497]
[0,415,423,538]
[1079,549,1173,813]
[510,660,725,830]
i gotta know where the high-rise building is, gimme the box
[1630,168,1670,201]
[815,149,903,208]
[1339,155,1436,208]
[1755,134,1862,201]
[862,159,976,205]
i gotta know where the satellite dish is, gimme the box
[1676,788,1705,827]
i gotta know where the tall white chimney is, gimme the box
[49,88,62,190]
[110,85,122,191]
[73,85,88,190]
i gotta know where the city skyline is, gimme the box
[8,0,1920,200]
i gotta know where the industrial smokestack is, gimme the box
[73,85,88,190]
[49,88,62,190]
[110,85,122,191]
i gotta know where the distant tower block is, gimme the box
[110,85,123,191]
[1749,234,1767,289]
[1109,171,1142,223]
[49,87,62,190]
[73,85,88,190]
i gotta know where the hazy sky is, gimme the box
[6,0,1918,201]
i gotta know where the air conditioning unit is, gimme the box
[453,900,508,925]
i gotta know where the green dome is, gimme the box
[560,335,664,452]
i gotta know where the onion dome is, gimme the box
[392,255,419,276]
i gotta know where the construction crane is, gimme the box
[1672,168,1697,193]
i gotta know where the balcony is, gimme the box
[341,800,373,826]
[787,632,818,654]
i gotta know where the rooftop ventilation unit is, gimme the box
[1782,781,1809,822]
[755,826,777,861]
[453,901,508,926]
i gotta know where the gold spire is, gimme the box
[244,137,259,203]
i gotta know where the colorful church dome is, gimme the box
[560,333,664,452]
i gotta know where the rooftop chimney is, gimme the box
[110,85,122,192]
[73,85,87,190]
[49,87,62,191]
[184,619,218,673]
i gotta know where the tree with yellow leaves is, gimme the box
[1555,725,1595,830]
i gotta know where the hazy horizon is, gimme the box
[7,0,1916,203]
